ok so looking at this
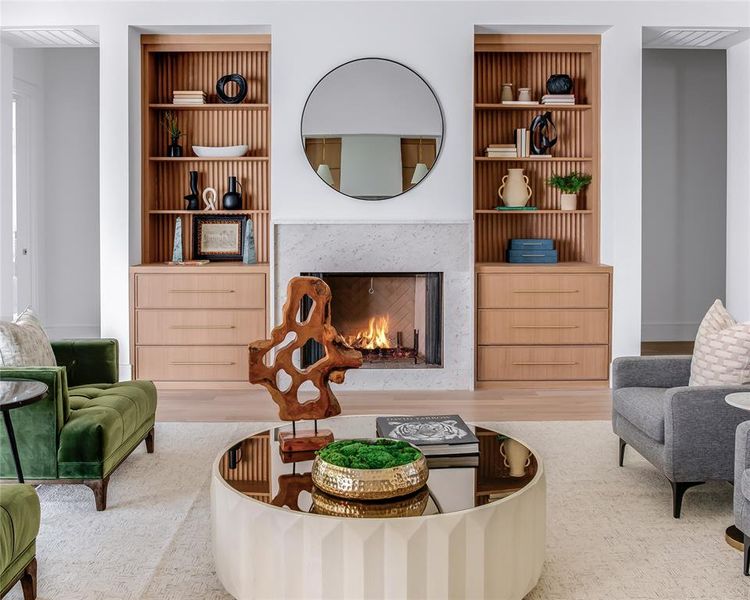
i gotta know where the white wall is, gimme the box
[726,38,750,323]
[40,48,100,338]
[641,49,727,341]
[0,44,14,321]
[1,1,749,377]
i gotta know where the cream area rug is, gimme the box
[5,421,748,600]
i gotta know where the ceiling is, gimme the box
[0,26,99,48]
[643,26,750,49]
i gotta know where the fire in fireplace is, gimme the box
[300,272,443,369]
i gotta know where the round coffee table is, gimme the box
[211,415,545,599]
[725,392,750,551]
[0,379,48,483]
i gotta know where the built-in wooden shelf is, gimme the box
[149,156,269,162]
[148,209,270,215]
[149,103,269,110]
[475,104,592,111]
[475,157,593,162]
[475,209,593,214]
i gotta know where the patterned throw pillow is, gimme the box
[0,308,57,367]
[689,299,750,386]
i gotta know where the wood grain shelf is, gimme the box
[148,209,270,215]
[149,103,269,110]
[475,104,591,111]
[475,209,593,214]
[148,156,269,162]
[475,157,593,162]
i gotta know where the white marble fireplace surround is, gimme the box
[275,223,473,390]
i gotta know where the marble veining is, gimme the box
[275,223,474,390]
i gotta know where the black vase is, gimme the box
[167,143,183,157]
[184,170,200,211]
[222,176,243,210]
[529,112,558,155]
[546,74,573,95]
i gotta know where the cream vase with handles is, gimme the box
[500,438,532,477]
[498,168,532,207]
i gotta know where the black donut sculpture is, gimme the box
[216,73,248,104]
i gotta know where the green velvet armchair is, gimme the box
[0,339,156,510]
[0,484,40,599]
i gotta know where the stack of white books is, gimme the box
[172,90,207,105]
[514,128,530,157]
[541,94,575,105]
[485,144,517,158]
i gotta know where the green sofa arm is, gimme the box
[52,339,119,387]
[0,367,69,479]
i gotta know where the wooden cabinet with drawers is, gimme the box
[130,263,268,388]
[476,264,612,387]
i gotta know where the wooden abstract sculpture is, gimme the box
[248,276,363,452]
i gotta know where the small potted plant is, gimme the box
[161,111,184,157]
[546,171,592,211]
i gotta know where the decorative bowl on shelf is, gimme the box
[311,439,429,500]
[192,144,248,157]
[310,486,430,518]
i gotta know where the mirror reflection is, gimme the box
[301,58,444,200]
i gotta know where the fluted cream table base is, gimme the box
[211,419,545,600]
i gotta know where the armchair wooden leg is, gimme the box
[670,480,704,519]
[618,438,626,467]
[84,476,110,511]
[744,534,749,576]
[145,427,155,454]
[20,556,37,600]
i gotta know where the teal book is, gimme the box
[495,206,538,211]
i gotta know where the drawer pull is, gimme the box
[169,289,235,294]
[169,325,236,330]
[512,361,578,366]
[511,325,579,329]
[513,289,579,294]
[169,361,236,366]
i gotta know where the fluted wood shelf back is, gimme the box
[149,209,270,215]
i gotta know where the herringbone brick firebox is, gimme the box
[301,272,443,369]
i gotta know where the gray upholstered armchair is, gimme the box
[612,356,749,518]
[735,421,750,576]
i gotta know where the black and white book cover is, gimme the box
[376,415,479,455]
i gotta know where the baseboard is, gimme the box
[641,322,699,342]
[45,324,100,340]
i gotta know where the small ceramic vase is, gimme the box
[500,83,514,103]
[500,439,532,478]
[560,193,577,211]
[518,87,532,102]
[498,168,532,207]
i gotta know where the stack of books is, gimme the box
[172,90,207,105]
[485,144,516,158]
[514,128,530,157]
[376,415,480,467]
[507,238,558,263]
[501,100,539,106]
[541,94,575,105]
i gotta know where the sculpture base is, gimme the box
[279,430,333,454]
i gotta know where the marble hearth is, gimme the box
[275,223,473,390]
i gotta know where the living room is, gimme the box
[0,1,749,599]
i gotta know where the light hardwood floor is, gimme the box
[156,387,613,422]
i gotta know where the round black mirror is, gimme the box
[301,58,444,200]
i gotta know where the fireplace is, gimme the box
[301,272,443,369]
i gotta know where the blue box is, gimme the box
[509,239,555,250]
[507,249,558,263]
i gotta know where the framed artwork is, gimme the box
[193,215,247,261]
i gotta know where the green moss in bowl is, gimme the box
[317,439,422,469]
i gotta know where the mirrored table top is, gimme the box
[217,416,540,519]
[0,379,48,409]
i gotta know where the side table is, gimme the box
[725,392,750,551]
[0,379,48,483]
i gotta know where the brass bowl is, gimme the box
[310,486,430,518]
[311,442,429,500]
